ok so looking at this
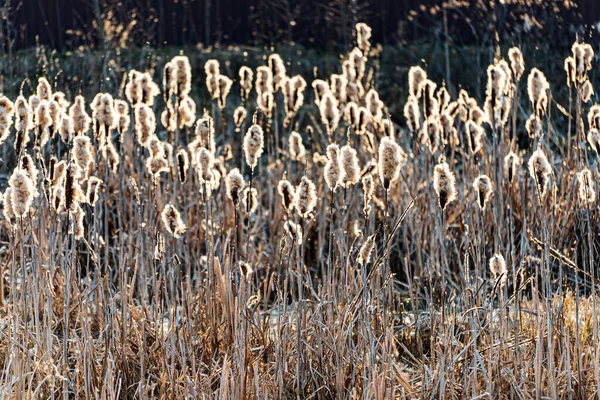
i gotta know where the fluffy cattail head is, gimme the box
[344,102,359,129]
[226,168,245,207]
[433,162,457,210]
[196,147,214,183]
[268,54,287,91]
[508,47,525,81]
[527,68,549,118]
[423,116,441,154]
[125,70,142,105]
[466,120,484,154]
[294,176,317,218]
[582,80,594,103]
[489,254,507,287]
[504,151,521,183]
[205,59,220,77]
[525,114,542,138]
[565,57,576,88]
[404,96,421,133]
[473,175,493,210]
[233,106,247,131]
[37,77,52,101]
[256,66,274,95]
[289,131,306,162]
[528,148,552,199]
[163,61,178,99]
[362,175,374,216]
[312,79,330,106]
[239,66,254,102]
[577,168,596,204]
[134,103,156,146]
[324,143,342,192]
[69,95,91,135]
[588,128,600,154]
[340,145,360,188]
[9,168,35,218]
[278,179,295,211]
[319,92,339,136]
[173,55,192,97]
[86,176,103,206]
[243,124,265,170]
[242,187,259,215]
[217,75,233,110]
[408,66,427,99]
[357,234,376,266]
[72,135,93,172]
[161,203,186,238]
[356,22,372,53]
[378,137,405,190]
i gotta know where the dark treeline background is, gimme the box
[2,0,600,52]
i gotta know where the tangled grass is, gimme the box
[0,22,600,399]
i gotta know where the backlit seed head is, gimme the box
[473,174,493,210]
[294,176,317,218]
[528,148,552,199]
[577,168,596,204]
[243,124,264,170]
[161,203,187,238]
[226,168,245,207]
[378,137,405,190]
[433,162,457,210]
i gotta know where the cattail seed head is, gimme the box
[242,187,259,215]
[69,95,91,136]
[3,187,15,227]
[277,179,295,211]
[243,124,264,170]
[525,114,542,138]
[226,168,245,207]
[473,175,493,210]
[234,106,247,131]
[161,203,186,238]
[504,151,521,183]
[582,80,594,103]
[408,66,427,99]
[289,131,306,162]
[340,145,360,188]
[268,54,287,92]
[36,77,52,101]
[527,68,549,118]
[239,66,254,102]
[508,47,525,82]
[528,149,552,199]
[294,176,317,218]
[71,204,85,239]
[320,92,339,136]
[324,143,342,192]
[489,254,507,287]
[565,56,576,88]
[356,22,372,53]
[134,103,156,146]
[86,176,102,206]
[357,234,376,266]
[577,168,596,204]
[20,154,39,184]
[466,120,484,154]
[378,137,405,190]
[256,66,274,96]
[362,175,374,216]
[433,162,457,210]
[9,168,35,218]
[125,70,143,105]
[404,96,420,133]
[588,128,600,154]
[196,147,214,183]
[217,75,233,110]
[173,55,192,98]
[312,79,330,106]
[72,135,93,172]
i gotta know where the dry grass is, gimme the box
[0,22,599,399]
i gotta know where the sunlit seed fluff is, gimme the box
[139,73,160,106]
[565,57,576,89]
[324,143,342,192]
[508,47,525,81]
[9,169,35,218]
[36,77,52,101]
[330,74,347,104]
[242,187,259,215]
[48,100,62,132]
[69,95,91,135]
[243,124,264,170]
[20,154,39,184]
[362,175,374,216]
[173,55,192,97]
[408,66,427,99]
[577,168,596,204]
[0,96,14,143]
[134,103,156,146]
[161,203,186,238]
[196,147,214,183]
[258,91,274,118]
[233,106,247,131]
[356,107,370,135]
[64,163,86,213]
[217,75,233,110]
[72,135,93,171]
[146,156,169,180]
[312,79,330,106]
[288,131,306,162]
[582,80,594,103]
[378,137,405,190]
[588,105,600,130]
[466,120,484,154]
[424,116,441,154]
[420,80,439,118]
[194,113,216,154]
[356,22,372,53]
[527,68,549,117]
[277,179,295,211]
[226,168,245,207]
[340,145,360,188]
[294,176,317,218]
[125,70,143,105]
[268,54,287,92]
[344,102,359,129]
[256,66,274,96]
[433,162,457,210]
[52,161,67,190]
[319,92,339,136]
[29,95,40,114]
[357,234,376,266]
[528,149,552,199]
[588,129,600,154]
[489,254,507,286]
[525,114,542,138]
[504,151,520,183]
[86,176,102,206]
[163,61,177,99]
[350,47,365,81]
[176,149,189,183]
[71,204,85,240]
[176,96,196,129]
[239,66,254,102]
[91,93,116,133]
[404,96,421,133]
[473,175,493,210]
